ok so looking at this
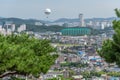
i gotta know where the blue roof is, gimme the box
[110,77,119,80]
[78,51,85,55]
[96,62,102,65]
[90,58,97,60]
[90,58,101,60]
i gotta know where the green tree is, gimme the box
[81,71,91,78]
[47,78,58,80]
[0,34,58,78]
[98,8,120,66]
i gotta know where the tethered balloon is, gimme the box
[44,8,51,18]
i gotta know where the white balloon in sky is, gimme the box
[44,8,51,15]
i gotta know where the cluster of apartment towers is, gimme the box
[0,22,26,35]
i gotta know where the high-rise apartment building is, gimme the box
[79,13,85,27]
[18,24,26,32]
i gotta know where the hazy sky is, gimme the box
[0,0,120,20]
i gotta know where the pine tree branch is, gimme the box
[115,8,120,18]
[0,71,17,78]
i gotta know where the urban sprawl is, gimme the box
[0,14,119,80]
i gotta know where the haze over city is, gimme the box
[0,0,120,20]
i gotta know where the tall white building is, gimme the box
[79,13,85,27]
[11,24,15,32]
[18,24,26,32]
[3,23,15,34]
[0,25,10,35]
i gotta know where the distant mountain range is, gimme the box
[0,17,118,25]
[0,17,46,25]
[53,17,117,23]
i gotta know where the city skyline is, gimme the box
[0,0,120,20]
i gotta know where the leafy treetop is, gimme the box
[98,8,120,66]
[0,34,58,78]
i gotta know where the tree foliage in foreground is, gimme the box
[98,8,120,66]
[0,34,58,78]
